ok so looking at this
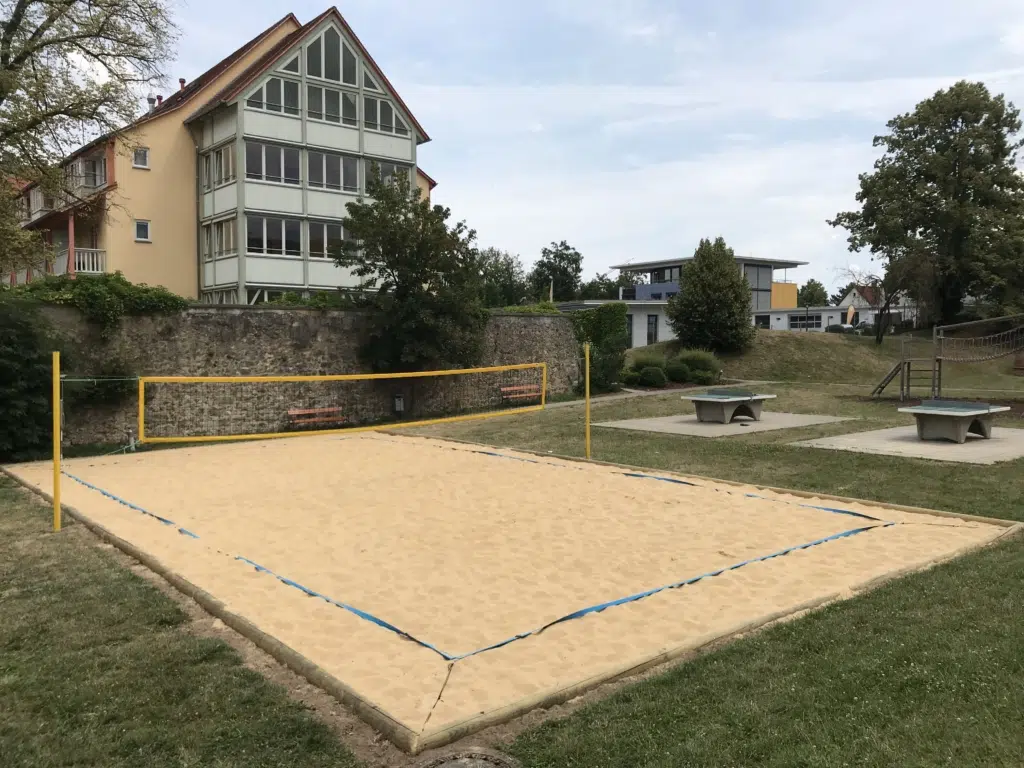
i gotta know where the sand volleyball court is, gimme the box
[3,433,1014,753]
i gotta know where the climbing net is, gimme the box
[937,314,1024,363]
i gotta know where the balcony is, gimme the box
[51,248,107,276]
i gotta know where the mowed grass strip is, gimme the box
[0,477,357,768]
[509,536,1024,768]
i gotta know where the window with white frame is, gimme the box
[362,96,409,135]
[306,28,357,85]
[788,313,823,330]
[306,85,357,127]
[132,147,150,168]
[83,156,107,187]
[365,159,408,186]
[135,220,151,242]
[363,69,379,91]
[202,145,236,190]
[245,77,300,116]
[307,151,359,193]
[281,54,299,73]
[245,141,300,185]
[202,218,237,260]
[308,221,345,259]
[246,215,301,256]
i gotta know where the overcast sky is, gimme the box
[169,0,1024,290]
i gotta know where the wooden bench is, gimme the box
[500,384,542,403]
[287,407,345,429]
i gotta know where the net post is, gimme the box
[584,343,591,460]
[51,351,61,533]
[137,377,146,443]
[541,363,548,408]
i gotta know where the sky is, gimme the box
[168,0,1024,291]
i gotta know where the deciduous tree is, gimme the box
[478,247,529,307]
[528,240,582,301]
[828,81,1024,323]
[337,167,487,372]
[797,279,829,307]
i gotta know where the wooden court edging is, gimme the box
[0,467,421,754]
[390,432,1019,529]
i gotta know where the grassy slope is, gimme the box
[633,331,1024,392]
[0,478,358,768]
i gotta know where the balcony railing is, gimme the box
[50,248,106,276]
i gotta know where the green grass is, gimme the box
[633,331,1024,392]
[0,478,358,768]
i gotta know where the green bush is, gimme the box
[638,366,668,388]
[673,349,720,380]
[0,300,56,461]
[629,348,666,372]
[8,272,188,337]
[622,369,641,386]
[571,303,628,392]
[498,301,561,314]
[691,369,717,385]
[664,361,691,383]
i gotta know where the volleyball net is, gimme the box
[137,363,547,444]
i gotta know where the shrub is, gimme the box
[638,366,668,388]
[664,361,691,383]
[666,237,755,353]
[691,369,716,385]
[0,300,56,461]
[673,349,720,380]
[571,302,628,392]
[622,369,641,386]
[498,301,561,314]
[629,347,666,372]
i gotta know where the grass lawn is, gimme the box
[2,382,1023,766]
[0,477,358,768]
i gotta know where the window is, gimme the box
[625,314,633,348]
[308,221,345,259]
[788,313,823,330]
[650,292,662,300]
[744,264,773,312]
[754,314,770,329]
[246,215,301,256]
[308,151,358,192]
[307,29,357,85]
[246,77,299,116]
[281,55,299,73]
[202,218,237,260]
[132,148,149,168]
[363,96,408,135]
[83,156,107,187]
[244,142,300,185]
[135,220,151,242]
[203,145,236,190]
[307,85,357,126]
[647,315,659,346]
[650,266,681,283]
[365,159,407,186]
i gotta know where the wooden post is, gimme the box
[67,212,76,275]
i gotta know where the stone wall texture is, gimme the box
[43,306,579,446]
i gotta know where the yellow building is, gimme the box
[9,8,436,303]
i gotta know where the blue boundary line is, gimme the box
[62,452,894,662]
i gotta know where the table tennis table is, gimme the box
[898,400,1011,444]
[681,389,777,424]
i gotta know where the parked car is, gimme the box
[825,324,855,334]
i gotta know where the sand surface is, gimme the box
[5,433,1009,751]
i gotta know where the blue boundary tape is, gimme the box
[62,447,895,662]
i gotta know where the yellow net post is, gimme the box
[584,343,591,460]
[51,351,61,532]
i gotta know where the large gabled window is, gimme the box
[306,27,357,86]
[245,77,300,116]
[363,96,409,136]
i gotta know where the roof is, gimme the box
[186,7,430,143]
[416,168,438,189]
[610,256,809,272]
[18,13,300,192]
[853,285,881,305]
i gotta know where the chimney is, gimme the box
[156,95,163,105]
[179,78,186,91]
[146,92,157,112]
